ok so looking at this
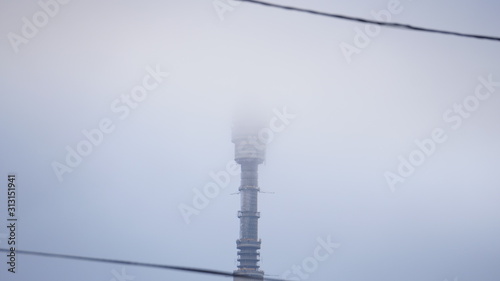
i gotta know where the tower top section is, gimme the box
[231,112,266,164]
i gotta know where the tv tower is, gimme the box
[232,117,266,281]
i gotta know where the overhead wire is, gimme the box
[234,0,500,42]
[0,248,286,281]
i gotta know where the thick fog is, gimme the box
[1,1,500,281]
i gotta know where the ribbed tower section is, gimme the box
[232,124,265,281]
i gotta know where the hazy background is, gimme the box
[1,0,500,281]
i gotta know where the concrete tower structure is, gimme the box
[232,120,266,281]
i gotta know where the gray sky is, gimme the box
[1,0,500,281]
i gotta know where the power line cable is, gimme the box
[0,248,285,281]
[234,0,500,42]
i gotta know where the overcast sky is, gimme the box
[1,1,500,281]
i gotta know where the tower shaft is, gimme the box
[232,127,265,281]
